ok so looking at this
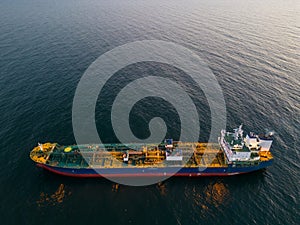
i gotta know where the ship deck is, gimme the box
[44,143,227,168]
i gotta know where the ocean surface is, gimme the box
[0,0,299,224]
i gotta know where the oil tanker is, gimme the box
[30,125,274,177]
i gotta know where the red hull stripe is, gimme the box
[37,164,245,178]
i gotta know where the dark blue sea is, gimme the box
[0,0,299,224]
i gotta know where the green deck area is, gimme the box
[44,143,226,169]
[224,133,250,152]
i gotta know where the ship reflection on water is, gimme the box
[155,178,229,210]
[157,182,167,195]
[37,184,71,207]
[204,182,229,208]
[187,181,230,210]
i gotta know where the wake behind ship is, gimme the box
[30,125,274,177]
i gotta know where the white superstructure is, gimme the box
[219,125,273,164]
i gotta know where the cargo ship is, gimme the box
[30,125,274,177]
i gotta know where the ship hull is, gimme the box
[37,159,273,178]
